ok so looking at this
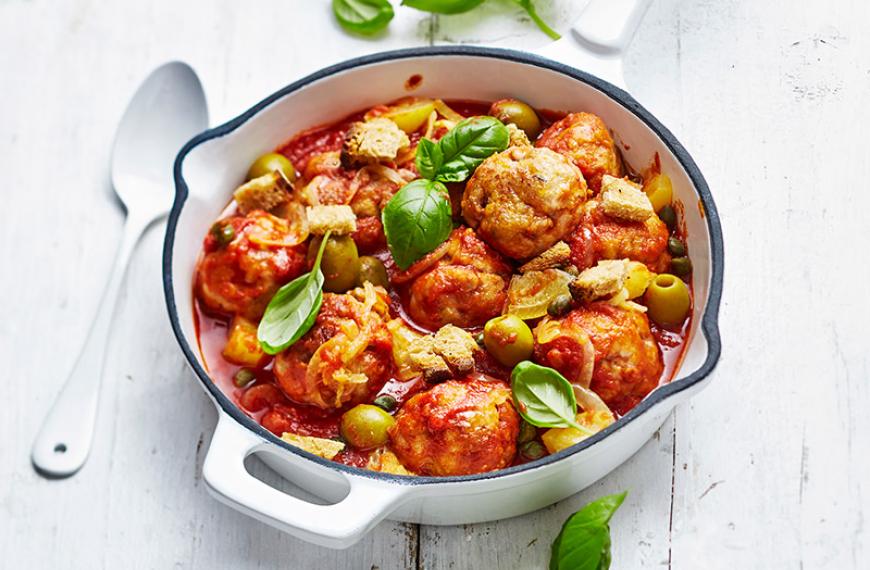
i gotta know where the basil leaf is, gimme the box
[550,492,627,570]
[415,138,443,179]
[433,116,509,183]
[512,0,561,40]
[332,0,394,35]
[382,179,453,270]
[510,361,584,430]
[257,231,332,354]
[402,0,485,15]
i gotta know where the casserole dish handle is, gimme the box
[535,0,651,89]
[202,413,408,549]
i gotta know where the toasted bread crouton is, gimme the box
[600,175,654,221]
[407,325,479,383]
[233,171,291,214]
[280,433,345,460]
[366,448,414,475]
[306,204,357,235]
[506,123,532,148]
[569,259,631,303]
[519,241,571,273]
[341,118,410,168]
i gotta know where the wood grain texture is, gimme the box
[1,0,868,568]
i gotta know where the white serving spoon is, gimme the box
[31,62,208,478]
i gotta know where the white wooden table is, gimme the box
[2,1,868,567]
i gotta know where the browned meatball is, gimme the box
[568,199,670,272]
[536,112,623,193]
[462,145,587,260]
[393,228,512,330]
[535,303,663,415]
[195,211,307,319]
[389,376,519,476]
[273,285,393,409]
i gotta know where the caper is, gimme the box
[373,394,398,413]
[340,404,396,450]
[667,237,687,257]
[247,152,297,183]
[520,441,546,460]
[233,368,256,388]
[211,222,235,247]
[658,205,677,232]
[474,331,485,347]
[670,256,693,278]
[489,98,542,139]
[547,294,573,317]
[357,256,389,288]
[518,421,538,444]
[308,235,361,293]
[483,314,534,368]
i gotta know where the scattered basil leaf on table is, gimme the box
[382,179,453,270]
[550,492,627,570]
[510,361,587,431]
[332,0,394,35]
[433,116,510,183]
[257,230,332,354]
[512,0,561,40]
[415,137,443,179]
[401,0,485,15]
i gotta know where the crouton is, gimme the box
[341,118,410,168]
[600,175,654,221]
[519,241,571,273]
[280,433,345,460]
[366,448,414,475]
[506,123,532,148]
[569,259,632,303]
[233,171,291,214]
[306,204,357,235]
[406,325,479,383]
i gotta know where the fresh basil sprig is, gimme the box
[510,361,588,431]
[550,492,627,570]
[512,0,560,40]
[401,0,485,15]
[432,116,509,182]
[257,230,332,354]
[332,0,394,35]
[382,179,453,270]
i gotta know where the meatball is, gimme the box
[389,376,519,476]
[195,211,307,319]
[568,199,670,272]
[462,145,587,260]
[536,112,623,193]
[536,303,663,415]
[394,228,512,330]
[273,284,393,409]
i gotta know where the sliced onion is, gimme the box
[434,99,465,122]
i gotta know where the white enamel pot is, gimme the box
[163,0,723,549]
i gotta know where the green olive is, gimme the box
[547,294,573,317]
[643,174,673,212]
[489,98,542,139]
[518,421,538,444]
[644,273,691,327]
[340,404,395,450]
[483,314,534,368]
[474,331,485,347]
[520,441,546,460]
[670,256,693,278]
[210,222,235,247]
[233,368,256,388]
[308,235,361,293]
[247,152,297,183]
[373,394,397,413]
[667,237,687,257]
[357,256,389,288]
[658,205,677,232]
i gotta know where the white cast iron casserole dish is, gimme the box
[162,6,723,549]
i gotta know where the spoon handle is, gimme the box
[31,209,153,478]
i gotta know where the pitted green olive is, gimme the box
[308,235,361,293]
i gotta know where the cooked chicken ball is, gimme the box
[273,285,393,409]
[536,112,623,193]
[394,228,512,330]
[535,303,664,415]
[389,376,520,476]
[195,211,307,319]
[568,199,670,272]
[462,145,588,260]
